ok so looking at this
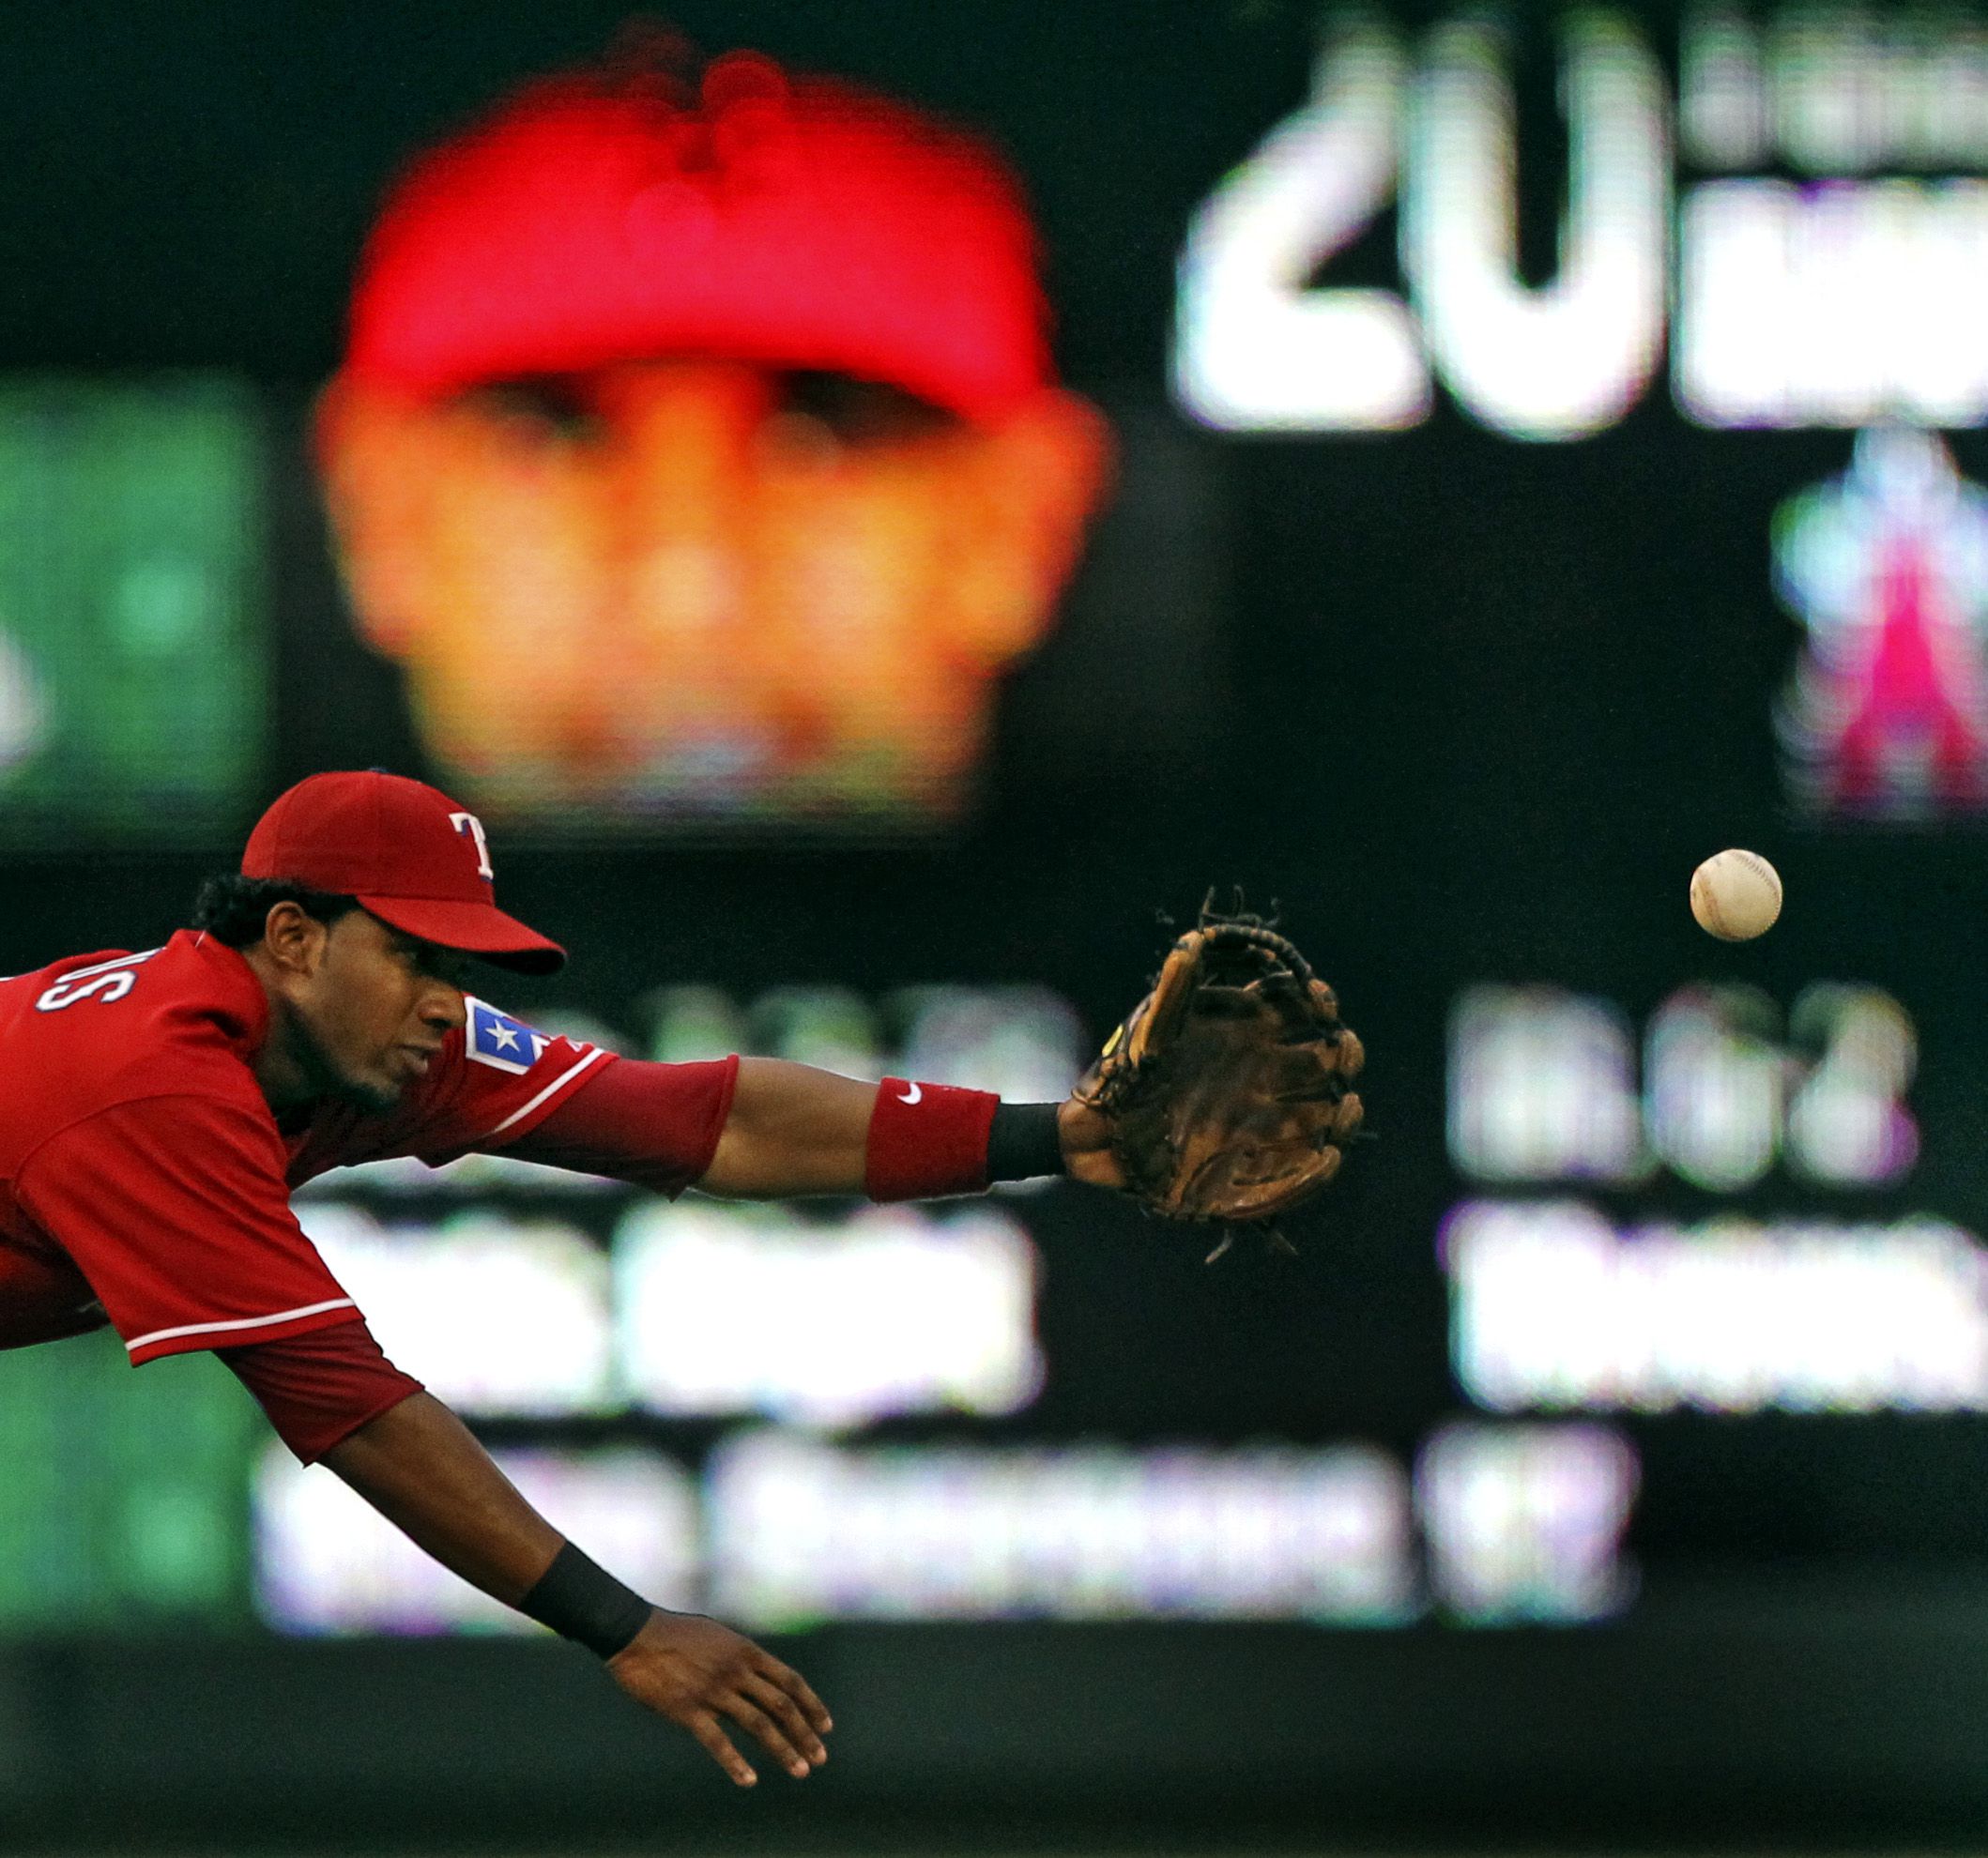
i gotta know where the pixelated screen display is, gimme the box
[0,381,1213,845]
[9,4,1988,1675]
[0,379,263,844]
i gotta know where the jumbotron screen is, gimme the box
[5,5,1988,1831]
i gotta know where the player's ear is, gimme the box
[313,375,445,660]
[942,388,1115,665]
[259,901,329,977]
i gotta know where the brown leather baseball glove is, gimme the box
[1073,912,1363,1242]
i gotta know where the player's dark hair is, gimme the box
[190,874,362,949]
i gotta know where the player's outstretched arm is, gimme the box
[697,1056,1117,1200]
[697,1058,879,1197]
[320,1392,831,1785]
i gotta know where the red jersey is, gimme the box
[0,930,734,1366]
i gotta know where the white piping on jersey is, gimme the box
[125,1296,357,1356]
[119,1052,603,1360]
[483,1044,610,1138]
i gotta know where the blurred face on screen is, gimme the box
[316,54,1109,825]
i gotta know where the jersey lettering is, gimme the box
[35,949,161,1013]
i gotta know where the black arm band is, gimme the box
[517,1542,652,1660]
[987,1101,1066,1183]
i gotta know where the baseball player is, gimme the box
[0,769,1114,1787]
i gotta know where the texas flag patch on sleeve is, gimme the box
[466,998,556,1075]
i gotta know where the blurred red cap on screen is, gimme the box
[341,52,1052,422]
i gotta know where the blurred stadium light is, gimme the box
[706,1433,1417,1625]
[1446,1199,1988,1412]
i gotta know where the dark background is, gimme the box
[8,2,1988,1849]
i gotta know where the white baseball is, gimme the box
[1690,849,1782,941]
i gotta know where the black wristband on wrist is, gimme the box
[987,1101,1066,1182]
[517,1542,652,1660]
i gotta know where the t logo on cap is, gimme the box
[451,811,495,880]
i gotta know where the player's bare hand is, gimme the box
[605,1609,832,1787]
[1058,1096,1125,1192]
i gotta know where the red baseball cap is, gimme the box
[242,771,567,976]
[341,53,1051,423]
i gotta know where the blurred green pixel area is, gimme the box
[0,376,265,843]
[0,1332,260,1634]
